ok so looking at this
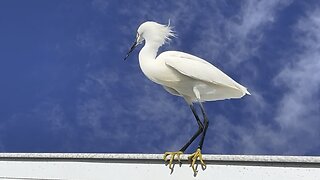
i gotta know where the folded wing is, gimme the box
[158,51,250,95]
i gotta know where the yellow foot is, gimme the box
[163,151,183,171]
[188,148,206,175]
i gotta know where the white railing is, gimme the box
[1,153,320,180]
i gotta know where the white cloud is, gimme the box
[0,99,75,151]
[118,1,202,53]
[7,100,69,133]
[76,65,197,151]
[185,0,293,154]
[204,109,279,154]
[183,4,320,155]
[119,0,291,87]
[193,0,292,68]
[211,6,320,155]
[32,101,68,132]
[272,7,320,154]
[274,7,320,124]
[113,0,288,153]
[85,0,320,155]
[76,67,123,139]
[78,68,120,98]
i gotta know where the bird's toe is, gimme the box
[163,151,183,170]
[188,148,206,175]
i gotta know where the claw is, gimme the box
[188,148,206,175]
[163,151,183,171]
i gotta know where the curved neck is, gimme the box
[138,41,162,83]
[139,41,162,61]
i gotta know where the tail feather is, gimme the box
[234,83,251,96]
[245,88,251,95]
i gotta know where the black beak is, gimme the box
[124,40,138,61]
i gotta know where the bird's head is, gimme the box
[124,21,175,60]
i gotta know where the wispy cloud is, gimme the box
[193,0,292,67]
[76,67,123,138]
[7,100,69,133]
[31,101,68,132]
[97,0,289,153]
[72,0,319,155]
[4,0,311,154]
[209,5,320,155]
[0,99,75,152]
[76,65,195,152]
[272,6,320,154]
[187,0,291,154]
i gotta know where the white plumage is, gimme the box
[124,21,250,174]
[131,21,250,104]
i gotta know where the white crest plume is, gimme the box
[138,21,176,46]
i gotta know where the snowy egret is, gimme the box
[125,21,250,174]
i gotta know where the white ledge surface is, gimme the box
[0,153,320,180]
[1,153,320,164]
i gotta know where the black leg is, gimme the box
[179,104,204,152]
[198,102,209,149]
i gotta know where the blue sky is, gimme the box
[0,0,319,155]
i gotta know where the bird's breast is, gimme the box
[139,60,180,85]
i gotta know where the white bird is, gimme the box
[125,21,250,174]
